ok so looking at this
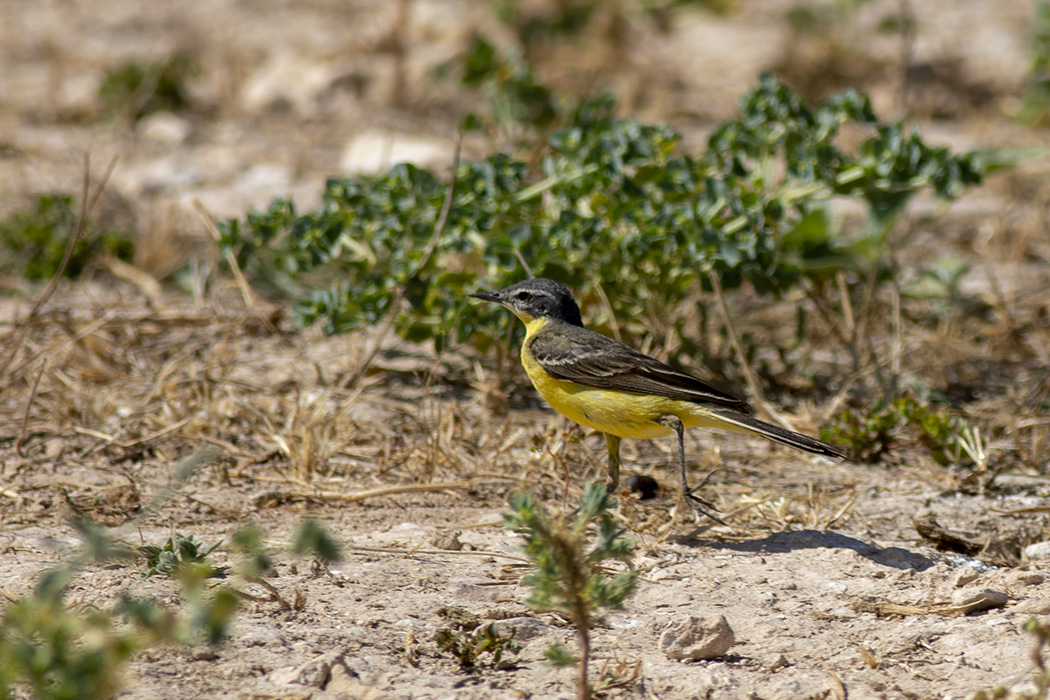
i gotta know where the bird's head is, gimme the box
[469,278,583,327]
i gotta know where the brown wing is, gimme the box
[528,324,751,412]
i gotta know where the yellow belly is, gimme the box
[522,344,697,439]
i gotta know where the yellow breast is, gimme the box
[520,327,674,439]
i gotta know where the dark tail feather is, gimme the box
[712,410,847,459]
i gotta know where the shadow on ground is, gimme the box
[699,529,935,570]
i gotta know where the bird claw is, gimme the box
[685,489,727,525]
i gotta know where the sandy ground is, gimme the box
[2,1,1050,699]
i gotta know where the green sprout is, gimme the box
[504,483,638,700]
[435,623,520,670]
[139,533,223,580]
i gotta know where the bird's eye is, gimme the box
[514,291,531,301]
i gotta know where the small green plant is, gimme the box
[0,516,340,699]
[0,193,134,281]
[139,533,223,579]
[98,54,196,120]
[0,530,237,700]
[435,623,519,670]
[821,391,980,466]
[0,569,148,700]
[504,483,638,700]
[290,517,343,563]
[229,524,273,580]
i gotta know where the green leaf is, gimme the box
[291,518,342,563]
[544,643,577,666]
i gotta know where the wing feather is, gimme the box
[528,325,750,412]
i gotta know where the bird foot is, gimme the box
[683,488,727,526]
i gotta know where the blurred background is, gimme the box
[0,0,1041,278]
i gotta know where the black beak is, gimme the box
[469,290,502,303]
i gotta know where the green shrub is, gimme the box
[0,194,134,281]
[821,391,981,466]
[0,545,235,700]
[98,54,196,120]
[218,74,994,363]
[435,623,519,670]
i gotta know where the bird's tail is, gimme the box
[708,409,847,459]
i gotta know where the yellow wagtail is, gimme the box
[470,278,845,520]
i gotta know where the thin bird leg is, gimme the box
[603,433,621,494]
[656,415,725,525]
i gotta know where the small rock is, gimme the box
[137,112,191,145]
[1012,571,1046,586]
[610,615,641,630]
[241,628,283,647]
[765,653,791,671]
[54,74,100,119]
[489,616,553,642]
[873,547,928,571]
[270,663,326,688]
[430,530,463,551]
[237,164,291,191]
[1024,541,1050,562]
[239,51,334,114]
[945,554,997,573]
[953,566,981,587]
[43,438,65,460]
[388,522,425,533]
[951,587,1009,613]
[1011,597,1050,615]
[659,614,735,660]
[327,662,377,698]
[135,158,202,193]
[270,650,350,689]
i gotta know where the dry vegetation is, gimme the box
[2,1,1050,699]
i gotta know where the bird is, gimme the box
[469,277,845,521]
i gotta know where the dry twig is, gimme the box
[194,198,257,308]
[13,360,47,461]
[258,479,481,506]
[194,198,290,346]
[708,271,795,431]
[340,130,462,389]
[344,543,528,563]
